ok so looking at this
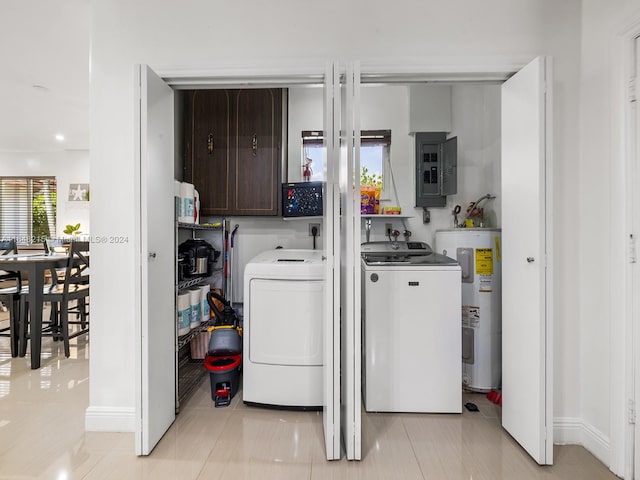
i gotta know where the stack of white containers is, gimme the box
[176,181,199,224]
[177,292,191,336]
[189,285,213,359]
[180,182,194,223]
[178,281,212,335]
[188,287,201,330]
[199,285,210,323]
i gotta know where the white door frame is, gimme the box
[635,34,640,480]
[634,34,640,479]
[147,61,343,459]
[609,17,640,479]
[357,56,552,463]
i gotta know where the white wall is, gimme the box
[288,83,502,246]
[89,0,583,457]
[579,0,640,474]
[287,86,324,183]
[0,150,90,240]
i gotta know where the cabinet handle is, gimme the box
[207,133,214,155]
[252,134,258,156]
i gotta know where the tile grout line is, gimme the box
[194,397,240,480]
[400,416,428,480]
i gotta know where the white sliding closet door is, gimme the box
[340,62,362,461]
[323,62,341,460]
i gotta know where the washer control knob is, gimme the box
[370,273,379,282]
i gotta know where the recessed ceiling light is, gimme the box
[55,134,65,142]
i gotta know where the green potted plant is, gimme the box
[63,223,82,236]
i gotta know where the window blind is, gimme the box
[302,129,391,146]
[0,177,57,245]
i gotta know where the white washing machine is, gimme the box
[361,241,462,413]
[243,249,324,408]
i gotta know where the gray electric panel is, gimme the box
[415,132,457,207]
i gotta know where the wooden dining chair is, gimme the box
[0,239,22,356]
[0,239,20,280]
[19,240,90,358]
[42,238,72,288]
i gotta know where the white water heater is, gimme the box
[435,229,502,392]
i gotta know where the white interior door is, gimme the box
[323,62,341,460]
[501,56,553,465]
[340,62,362,461]
[135,65,176,455]
[633,34,640,480]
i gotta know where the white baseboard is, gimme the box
[581,421,611,466]
[554,416,584,444]
[554,417,610,466]
[85,406,136,432]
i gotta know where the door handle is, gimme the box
[149,252,157,259]
[527,257,535,263]
[207,133,214,155]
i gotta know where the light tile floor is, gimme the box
[0,314,620,479]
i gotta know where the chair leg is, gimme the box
[60,301,70,358]
[7,297,19,358]
[49,301,61,341]
[79,299,88,329]
[18,297,28,357]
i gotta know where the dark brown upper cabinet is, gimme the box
[184,88,283,216]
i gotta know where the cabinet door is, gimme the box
[187,90,232,216]
[234,89,281,215]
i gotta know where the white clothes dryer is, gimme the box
[243,249,325,408]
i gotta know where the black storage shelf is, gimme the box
[177,275,212,291]
[177,358,207,409]
[175,208,225,413]
[178,222,221,230]
[177,320,213,350]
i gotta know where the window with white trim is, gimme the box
[0,177,57,245]
[301,130,391,198]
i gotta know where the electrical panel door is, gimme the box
[415,132,457,207]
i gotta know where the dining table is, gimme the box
[0,252,78,369]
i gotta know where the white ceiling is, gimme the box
[1,0,90,152]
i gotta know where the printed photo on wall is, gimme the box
[69,183,89,201]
